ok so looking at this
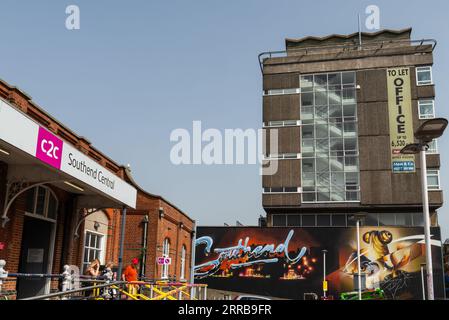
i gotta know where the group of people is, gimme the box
[83,257,139,299]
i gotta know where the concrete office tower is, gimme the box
[260,28,442,229]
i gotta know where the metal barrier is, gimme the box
[0,259,207,300]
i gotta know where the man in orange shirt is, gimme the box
[122,258,139,297]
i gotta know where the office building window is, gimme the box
[264,88,301,96]
[287,214,301,226]
[263,187,300,193]
[301,215,316,226]
[416,66,433,85]
[418,100,435,119]
[300,72,360,202]
[266,153,301,160]
[272,213,419,227]
[427,170,440,190]
[272,214,287,226]
[264,120,300,127]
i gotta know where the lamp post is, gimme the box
[322,249,328,299]
[420,263,426,300]
[349,212,366,300]
[400,118,448,301]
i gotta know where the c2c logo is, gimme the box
[41,139,60,159]
[36,127,63,169]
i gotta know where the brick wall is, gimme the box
[121,190,195,281]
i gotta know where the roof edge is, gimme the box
[286,28,412,47]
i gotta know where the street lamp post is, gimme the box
[420,263,426,300]
[322,249,327,299]
[400,118,448,301]
[349,213,367,300]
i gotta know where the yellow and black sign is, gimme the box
[323,280,328,292]
[386,67,415,173]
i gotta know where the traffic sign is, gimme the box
[157,256,171,265]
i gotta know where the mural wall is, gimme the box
[194,227,445,300]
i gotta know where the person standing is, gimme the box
[122,258,139,297]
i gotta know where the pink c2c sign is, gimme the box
[36,127,64,169]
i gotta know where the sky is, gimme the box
[1,0,449,238]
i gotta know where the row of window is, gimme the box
[82,235,188,280]
[263,120,301,127]
[264,99,434,127]
[263,187,300,193]
[262,169,441,195]
[263,66,433,97]
[271,212,425,227]
[265,153,301,160]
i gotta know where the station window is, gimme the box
[25,186,58,221]
[161,238,170,279]
[418,100,435,119]
[83,232,104,272]
[427,170,440,190]
[180,245,186,280]
[416,66,433,85]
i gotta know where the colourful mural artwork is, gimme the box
[194,227,445,300]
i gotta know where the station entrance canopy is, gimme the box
[0,98,137,225]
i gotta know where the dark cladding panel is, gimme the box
[263,73,299,91]
[358,136,391,171]
[262,193,301,207]
[262,159,301,188]
[357,102,389,136]
[357,69,388,103]
[263,95,300,122]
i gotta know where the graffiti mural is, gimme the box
[194,227,445,300]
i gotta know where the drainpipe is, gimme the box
[117,206,127,286]
[140,214,149,279]
[189,222,197,298]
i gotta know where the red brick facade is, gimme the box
[121,187,195,281]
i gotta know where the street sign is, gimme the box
[157,256,171,265]
[323,280,328,292]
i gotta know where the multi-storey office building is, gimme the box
[261,28,442,229]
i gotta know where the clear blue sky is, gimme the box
[1,0,449,238]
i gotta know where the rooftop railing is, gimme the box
[258,38,437,73]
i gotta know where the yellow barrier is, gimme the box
[92,282,208,300]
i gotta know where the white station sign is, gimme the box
[0,99,137,208]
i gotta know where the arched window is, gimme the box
[161,238,170,279]
[180,245,186,280]
[25,186,58,221]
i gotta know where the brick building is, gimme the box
[0,78,194,299]
[122,173,195,282]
